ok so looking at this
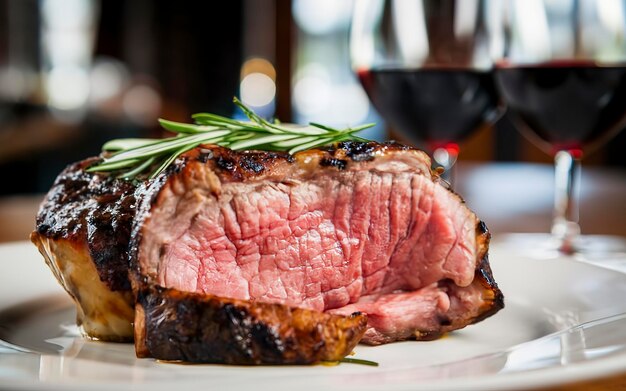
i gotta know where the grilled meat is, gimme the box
[32,141,504,364]
[135,284,367,364]
[130,142,503,350]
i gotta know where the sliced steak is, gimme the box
[135,284,367,364]
[131,142,503,352]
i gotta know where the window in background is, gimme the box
[0,0,244,194]
[237,0,278,120]
[292,0,385,141]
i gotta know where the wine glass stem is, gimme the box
[433,146,459,186]
[552,150,581,254]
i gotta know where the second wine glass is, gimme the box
[492,0,626,255]
[350,0,503,184]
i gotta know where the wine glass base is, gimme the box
[491,233,626,273]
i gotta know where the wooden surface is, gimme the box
[1,162,625,390]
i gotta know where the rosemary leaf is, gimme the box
[86,158,142,172]
[104,132,230,163]
[232,97,286,134]
[102,138,161,151]
[158,119,221,135]
[347,123,377,132]
[192,113,246,126]
[339,357,379,367]
[119,157,156,179]
[150,143,201,179]
[283,125,328,136]
[229,134,299,150]
[309,122,340,133]
[288,136,334,154]
[272,136,318,148]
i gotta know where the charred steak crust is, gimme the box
[32,158,140,340]
[35,158,138,292]
[473,255,505,322]
[134,284,367,364]
[469,220,504,325]
[171,141,421,183]
[465,220,504,326]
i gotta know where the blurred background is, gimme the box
[0,0,625,241]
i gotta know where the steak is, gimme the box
[130,142,503,348]
[31,141,504,364]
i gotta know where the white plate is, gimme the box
[1,240,626,391]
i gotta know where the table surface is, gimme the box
[1,161,625,390]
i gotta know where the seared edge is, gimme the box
[468,220,504,323]
[134,284,367,364]
[177,141,431,183]
[30,233,134,341]
[32,158,140,341]
[34,158,139,292]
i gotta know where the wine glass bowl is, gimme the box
[492,0,626,254]
[495,64,626,156]
[350,0,503,183]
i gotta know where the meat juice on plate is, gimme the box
[357,68,502,150]
[495,61,626,154]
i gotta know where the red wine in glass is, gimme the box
[358,68,502,178]
[495,61,626,253]
[495,61,626,155]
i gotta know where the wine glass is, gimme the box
[350,0,503,184]
[492,0,626,255]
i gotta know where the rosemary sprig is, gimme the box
[86,97,374,179]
